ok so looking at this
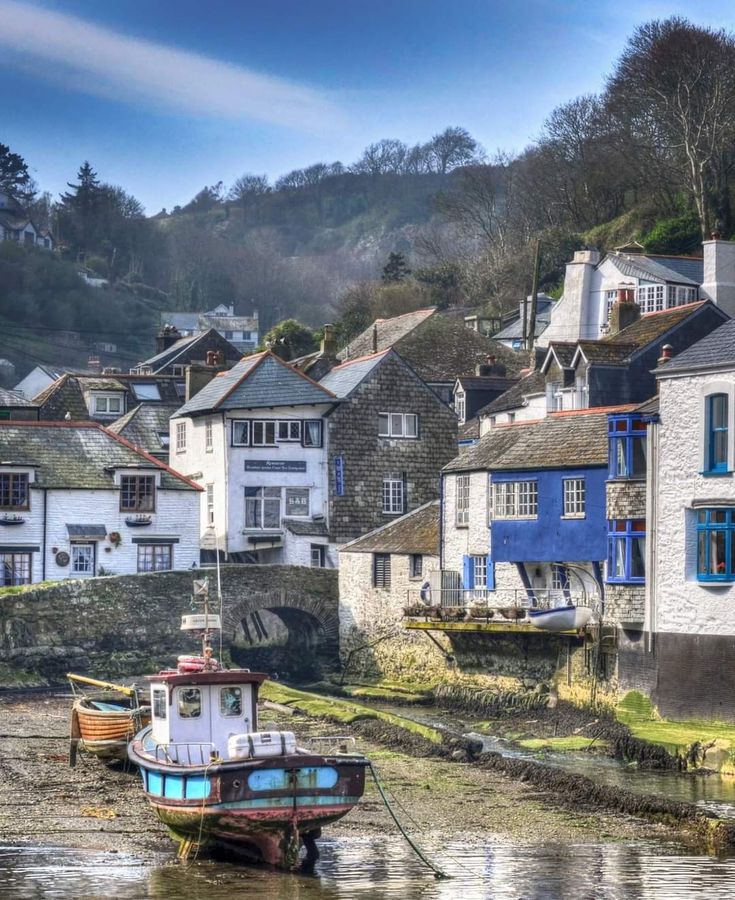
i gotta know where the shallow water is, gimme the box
[4,837,735,899]
[377,704,735,817]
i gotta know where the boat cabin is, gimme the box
[147,670,268,761]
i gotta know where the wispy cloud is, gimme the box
[0,0,343,131]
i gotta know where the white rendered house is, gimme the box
[0,421,201,585]
[171,351,337,568]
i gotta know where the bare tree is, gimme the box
[606,17,735,237]
[352,139,408,175]
[427,126,484,174]
[227,174,270,203]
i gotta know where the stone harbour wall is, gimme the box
[0,565,338,683]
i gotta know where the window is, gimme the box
[697,509,735,581]
[455,392,466,423]
[609,416,647,479]
[205,421,213,452]
[171,365,185,377]
[456,474,470,526]
[667,285,697,307]
[277,420,301,442]
[302,420,323,448]
[373,553,391,588]
[175,421,186,453]
[0,552,31,585]
[152,688,167,719]
[232,421,250,446]
[472,555,487,589]
[131,383,161,401]
[285,488,309,517]
[378,412,419,438]
[244,487,281,529]
[158,432,170,449]
[551,565,568,591]
[0,473,29,509]
[220,687,242,717]
[71,543,95,576]
[120,475,156,511]
[93,393,123,416]
[178,688,201,719]
[410,554,423,579]
[382,474,404,514]
[206,484,215,525]
[607,520,646,583]
[137,544,173,572]
[252,421,276,446]
[637,284,664,313]
[605,289,618,320]
[706,393,728,474]
[563,478,586,517]
[310,544,326,568]
[492,481,538,519]
[547,381,564,412]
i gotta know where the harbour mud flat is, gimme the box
[0,692,675,863]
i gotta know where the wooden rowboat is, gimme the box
[528,605,593,632]
[68,674,151,766]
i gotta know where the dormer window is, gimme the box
[93,393,124,416]
[455,392,466,423]
[120,474,156,512]
[637,284,664,314]
[0,472,29,509]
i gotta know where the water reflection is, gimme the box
[4,837,735,899]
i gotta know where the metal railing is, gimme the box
[299,735,358,755]
[154,741,216,766]
[404,587,600,622]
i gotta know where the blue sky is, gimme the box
[1,0,734,212]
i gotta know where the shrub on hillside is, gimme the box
[642,212,701,255]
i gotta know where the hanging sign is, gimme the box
[334,456,345,496]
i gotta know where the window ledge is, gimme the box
[606,476,647,483]
[696,577,735,586]
[561,515,586,520]
[606,578,645,585]
[700,470,733,478]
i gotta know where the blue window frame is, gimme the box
[696,508,735,581]
[608,416,647,479]
[607,519,645,583]
[705,394,729,474]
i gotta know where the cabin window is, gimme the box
[696,508,735,581]
[705,394,729,474]
[220,687,243,717]
[152,688,167,720]
[607,519,646,583]
[608,416,646,479]
[178,688,202,719]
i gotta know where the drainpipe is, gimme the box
[439,473,445,570]
[41,488,48,581]
[221,411,228,563]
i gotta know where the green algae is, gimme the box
[518,736,609,753]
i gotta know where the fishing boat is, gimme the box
[128,579,369,869]
[528,605,593,632]
[67,673,151,766]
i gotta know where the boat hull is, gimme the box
[528,605,593,632]
[128,730,368,868]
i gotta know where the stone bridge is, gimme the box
[0,565,338,684]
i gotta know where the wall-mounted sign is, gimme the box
[244,460,307,473]
[55,551,70,567]
[334,456,345,496]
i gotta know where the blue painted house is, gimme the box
[443,408,636,606]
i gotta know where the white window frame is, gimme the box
[137,543,173,572]
[244,486,281,530]
[637,284,665,314]
[175,421,186,453]
[232,421,250,446]
[277,420,301,442]
[71,543,95,576]
[456,474,470,526]
[252,421,277,446]
[605,289,618,321]
[93,393,124,416]
[205,421,213,452]
[171,365,185,377]
[382,474,404,515]
[455,392,466,423]
[378,412,419,438]
[284,487,310,517]
[562,478,586,518]
[667,285,697,307]
[492,480,538,519]
[206,484,215,525]
[472,555,487,589]
[310,544,326,568]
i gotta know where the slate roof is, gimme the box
[135,329,242,373]
[647,254,704,283]
[0,388,36,408]
[283,519,330,537]
[608,253,699,286]
[340,500,439,555]
[338,308,525,383]
[0,422,201,491]
[173,351,335,417]
[543,342,578,370]
[443,407,636,474]
[494,316,551,341]
[576,341,637,365]
[476,370,546,417]
[33,374,184,422]
[107,403,180,456]
[319,351,389,397]
[458,418,481,442]
[656,318,735,375]
[455,375,516,392]
[601,301,712,355]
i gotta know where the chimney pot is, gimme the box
[658,343,674,366]
[321,323,336,358]
[608,284,640,334]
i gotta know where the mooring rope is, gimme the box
[367,762,448,880]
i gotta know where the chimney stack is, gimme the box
[87,355,101,374]
[155,324,181,355]
[371,323,378,354]
[321,323,336,358]
[701,234,735,317]
[608,283,640,334]
[657,343,674,367]
[476,355,507,377]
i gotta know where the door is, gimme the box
[71,543,95,577]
